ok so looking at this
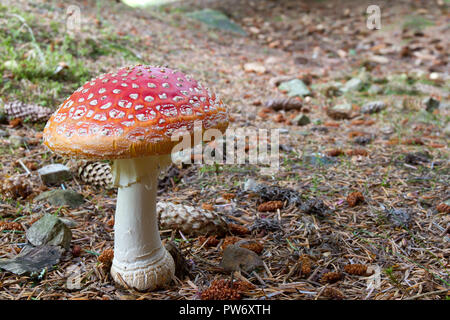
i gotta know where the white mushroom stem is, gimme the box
[110,155,174,291]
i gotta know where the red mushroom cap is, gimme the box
[43,65,229,159]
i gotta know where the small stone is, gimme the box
[387,208,412,227]
[332,103,352,113]
[292,114,311,126]
[278,79,311,97]
[422,97,440,113]
[380,125,395,135]
[219,244,263,273]
[59,218,79,228]
[38,164,72,185]
[327,103,352,120]
[368,55,389,64]
[316,81,342,98]
[341,78,363,92]
[303,154,338,167]
[361,101,387,114]
[186,9,246,35]
[34,189,84,209]
[26,213,72,250]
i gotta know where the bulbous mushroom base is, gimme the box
[110,247,175,291]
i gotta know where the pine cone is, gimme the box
[298,254,313,276]
[157,201,228,237]
[98,248,114,267]
[78,161,113,187]
[436,203,450,214]
[257,200,284,212]
[346,148,369,157]
[78,162,113,187]
[4,100,52,122]
[321,272,342,284]
[265,97,302,111]
[344,264,368,276]
[322,287,344,300]
[346,191,365,207]
[228,223,250,235]
[326,148,344,157]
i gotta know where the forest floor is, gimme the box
[0,0,448,300]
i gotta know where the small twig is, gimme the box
[114,272,137,295]
[17,159,31,175]
[193,236,212,254]
[405,289,449,300]
[283,261,300,284]
[315,285,329,300]
[262,261,273,278]
[251,270,266,287]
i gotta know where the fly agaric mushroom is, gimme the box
[43,65,229,290]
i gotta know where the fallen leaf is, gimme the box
[0,245,63,276]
